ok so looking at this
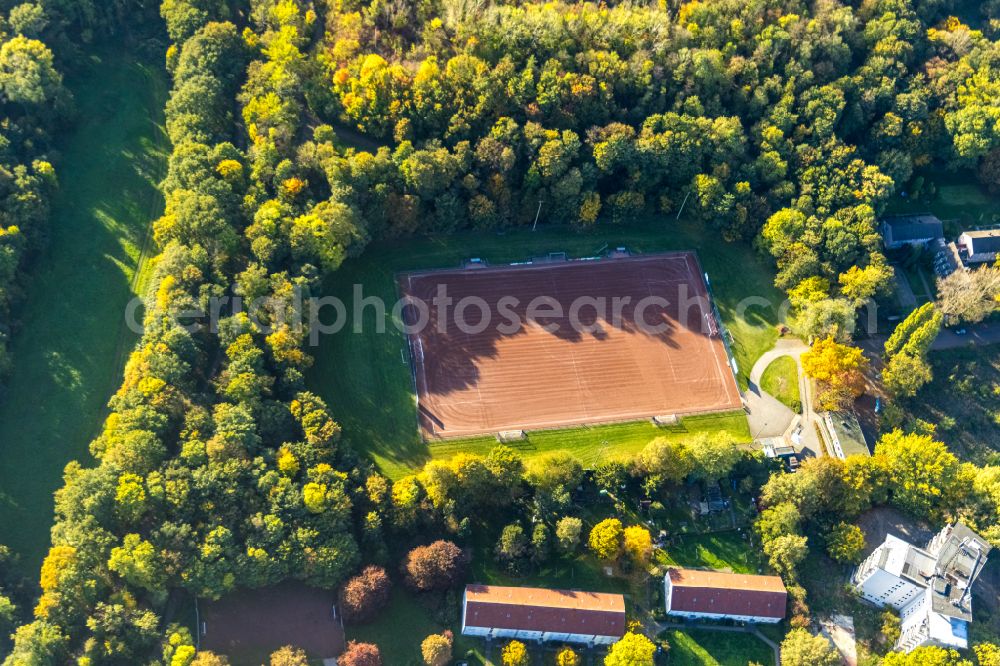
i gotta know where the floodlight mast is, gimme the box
[532,200,543,231]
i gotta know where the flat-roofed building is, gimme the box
[853,523,992,653]
[822,411,871,460]
[461,585,626,646]
[853,534,933,609]
[664,568,787,623]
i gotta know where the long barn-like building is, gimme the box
[460,584,626,646]
[664,568,787,623]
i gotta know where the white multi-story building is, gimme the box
[853,523,992,653]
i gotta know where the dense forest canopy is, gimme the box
[0,2,66,381]
[1,0,1000,663]
[225,0,1000,336]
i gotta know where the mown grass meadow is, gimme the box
[307,218,778,477]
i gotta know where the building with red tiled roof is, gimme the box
[461,584,626,646]
[664,568,787,623]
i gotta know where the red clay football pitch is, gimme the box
[399,252,742,439]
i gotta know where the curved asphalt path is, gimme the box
[745,338,823,457]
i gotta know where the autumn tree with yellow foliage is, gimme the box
[801,337,869,410]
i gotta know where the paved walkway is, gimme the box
[819,614,857,666]
[745,338,823,458]
[914,267,933,302]
[744,381,794,439]
[654,621,781,665]
[892,267,917,310]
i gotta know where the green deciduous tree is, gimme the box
[496,523,528,565]
[756,502,802,542]
[0,36,67,109]
[685,433,742,481]
[555,517,583,554]
[883,352,935,400]
[874,431,961,517]
[881,611,901,647]
[795,298,857,343]
[634,438,693,482]
[946,64,1000,159]
[108,534,166,595]
[764,533,809,580]
[883,303,942,398]
[826,522,866,563]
